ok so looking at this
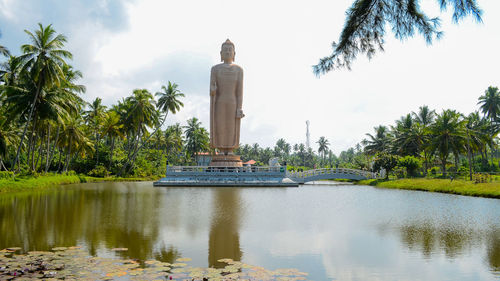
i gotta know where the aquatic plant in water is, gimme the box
[0,247,308,280]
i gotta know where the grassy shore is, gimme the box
[0,174,161,194]
[358,178,500,199]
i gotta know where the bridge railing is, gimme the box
[166,166,285,174]
[286,168,378,179]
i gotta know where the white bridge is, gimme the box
[287,168,378,183]
[155,166,378,186]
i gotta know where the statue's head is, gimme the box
[220,39,235,62]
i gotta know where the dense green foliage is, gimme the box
[0,24,210,178]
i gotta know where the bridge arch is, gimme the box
[287,168,378,184]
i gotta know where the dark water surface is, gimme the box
[1,182,499,280]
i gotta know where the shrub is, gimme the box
[88,165,110,178]
[397,156,422,177]
[0,171,14,180]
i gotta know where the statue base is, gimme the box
[209,154,243,167]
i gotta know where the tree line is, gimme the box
[2,24,497,180]
[236,87,500,180]
[0,24,212,177]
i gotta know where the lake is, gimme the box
[0,181,499,280]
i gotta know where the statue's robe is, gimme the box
[210,63,244,151]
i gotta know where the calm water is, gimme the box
[0,182,499,280]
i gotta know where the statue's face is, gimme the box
[221,44,235,61]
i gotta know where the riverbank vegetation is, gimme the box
[358,178,500,199]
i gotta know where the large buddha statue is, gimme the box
[210,39,244,155]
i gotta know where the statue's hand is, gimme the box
[210,90,216,96]
[236,109,245,118]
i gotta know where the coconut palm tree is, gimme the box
[102,110,124,170]
[84,97,106,164]
[0,113,19,170]
[12,23,72,171]
[122,89,158,174]
[0,45,9,57]
[156,82,184,126]
[184,117,209,158]
[317,136,330,166]
[362,125,391,155]
[412,105,436,127]
[0,56,23,86]
[429,109,465,176]
[478,86,500,123]
[131,82,185,161]
[477,86,500,161]
[58,115,93,172]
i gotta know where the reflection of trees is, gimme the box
[397,222,500,272]
[208,188,243,268]
[488,229,500,271]
[0,183,179,262]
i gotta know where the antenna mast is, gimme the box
[306,120,310,150]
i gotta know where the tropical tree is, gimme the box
[12,23,73,171]
[101,110,124,170]
[478,86,500,123]
[132,81,184,156]
[314,0,482,74]
[84,97,107,164]
[412,105,436,174]
[362,125,391,155]
[184,117,209,159]
[429,109,465,176]
[317,136,330,166]
[412,105,436,127]
[122,89,158,174]
[58,115,93,172]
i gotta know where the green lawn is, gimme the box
[358,178,500,199]
[0,174,161,193]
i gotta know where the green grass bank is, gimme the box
[358,178,500,199]
[0,173,161,194]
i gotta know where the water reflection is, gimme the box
[0,182,499,280]
[208,188,242,267]
[0,183,181,263]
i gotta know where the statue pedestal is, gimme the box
[210,154,243,167]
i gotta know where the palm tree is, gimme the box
[84,97,107,164]
[0,56,23,86]
[12,23,72,171]
[317,136,330,166]
[164,124,184,164]
[102,111,124,170]
[477,86,500,161]
[0,29,9,57]
[429,110,465,176]
[0,45,9,57]
[122,89,158,174]
[412,105,436,127]
[478,86,500,123]
[0,113,19,170]
[132,82,184,157]
[58,115,93,172]
[411,105,436,174]
[184,117,209,158]
[362,125,391,155]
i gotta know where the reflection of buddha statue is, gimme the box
[208,188,242,268]
[210,39,244,155]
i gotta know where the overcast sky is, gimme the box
[1,0,499,154]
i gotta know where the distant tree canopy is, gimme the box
[314,0,482,75]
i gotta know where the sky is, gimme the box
[0,0,499,154]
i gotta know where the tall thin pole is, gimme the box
[306,120,310,150]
